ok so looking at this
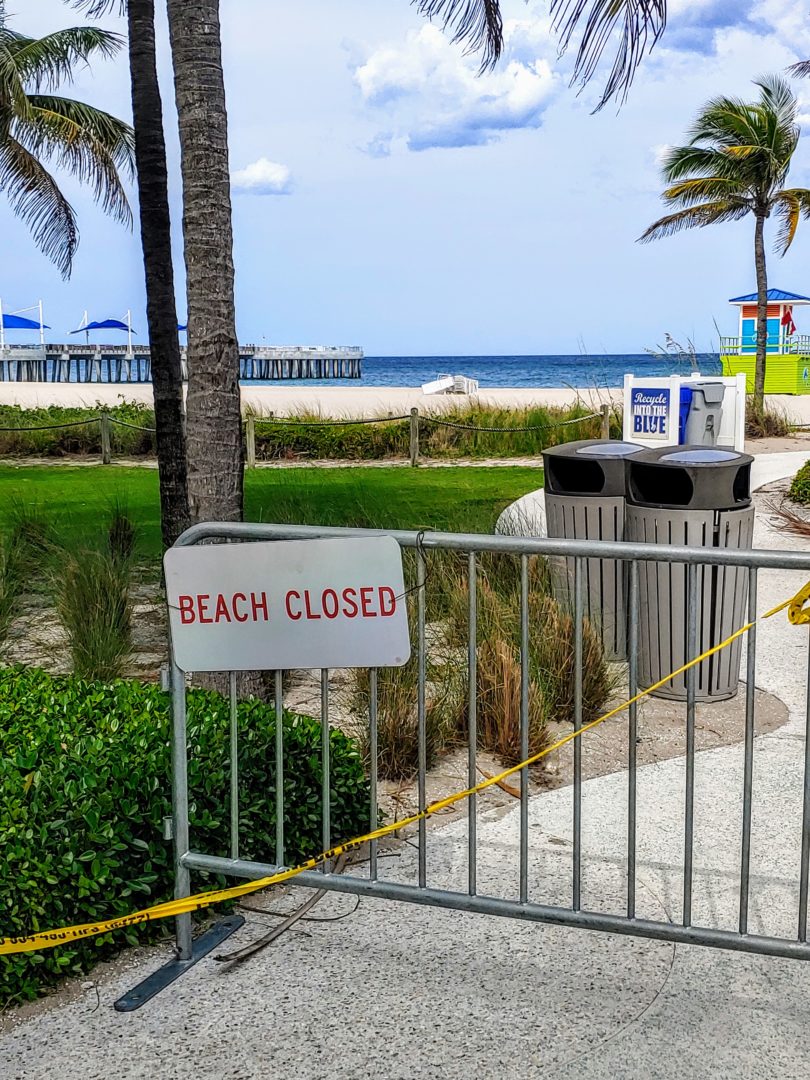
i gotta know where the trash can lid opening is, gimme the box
[660,449,740,464]
[575,442,645,458]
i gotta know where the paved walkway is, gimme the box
[2,490,810,1078]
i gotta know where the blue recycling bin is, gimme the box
[679,387,693,444]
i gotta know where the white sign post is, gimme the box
[164,536,411,672]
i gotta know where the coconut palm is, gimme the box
[0,1,134,277]
[418,2,666,107]
[640,75,810,407]
[161,0,667,525]
[75,0,189,547]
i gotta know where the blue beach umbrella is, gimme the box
[2,313,50,330]
[71,311,136,351]
[0,299,49,348]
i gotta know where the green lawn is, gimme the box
[0,464,543,560]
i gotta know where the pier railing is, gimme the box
[0,344,364,383]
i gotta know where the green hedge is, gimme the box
[789,460,810,505]
[0,403,156,457]
[0,666,369,1004]
[0,402,612,460]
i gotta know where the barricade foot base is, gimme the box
[113,915,245,1012]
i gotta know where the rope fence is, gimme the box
[0,403,611,467]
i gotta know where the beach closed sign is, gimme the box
[164,536,411,672]
[630,386,671,440]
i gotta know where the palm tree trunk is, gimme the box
[127,0,189,548]
[165,0,243,524]
[754,210,768,408]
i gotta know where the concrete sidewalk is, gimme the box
[2,509,810,1078]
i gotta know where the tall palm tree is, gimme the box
[163,0,667,526]
[165,0,242,525]
[640,75,810,408]
[75,0,189,547]
[0,0,134,277]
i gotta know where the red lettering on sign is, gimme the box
[197,595,213,624]
[251,592,269,622]
[304,591,321,620]
[322,589,339,619]
[179,595,195,624]
[215,595,232,623]
[342,588,359,617]
[233,593,249,623]
[286,591,302,621]
[360,587,375,617]
[379,587,396,617]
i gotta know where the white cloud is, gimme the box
[354,17,559,153]
[231,158,293,195]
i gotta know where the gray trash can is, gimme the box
[543,439,645,660]
[625,446,754,701]
[684,381,725,446]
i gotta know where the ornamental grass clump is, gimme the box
[352,550,615,778]
[0,666,370,1006]
[54,547,133,681]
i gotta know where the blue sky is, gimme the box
[4,0,810,355]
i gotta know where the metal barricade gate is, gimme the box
[168,523,810,966]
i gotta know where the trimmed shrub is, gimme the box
[789,459,810,505]
[0,667,369,1005]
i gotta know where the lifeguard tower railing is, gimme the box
[720,334,810,356]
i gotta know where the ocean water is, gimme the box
[268,353,723,389]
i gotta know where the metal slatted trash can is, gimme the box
[625,446,754,701]
[543,439,645,660]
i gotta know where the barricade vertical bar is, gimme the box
[274,670,285,867]
[683,561,698,927]
[799,627,810,942]
[369,668,379,882]
[321,669,331,871]
[171,658,192,960]
[627,560,639,918]
[417,546,427,888]
[229,671,239,861]
[468,551,478,896]
[739,567,757,934]
[519,554,529,904]
[573,557,584,911]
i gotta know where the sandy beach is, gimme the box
[0,382,609,416]
[1,381,810,423]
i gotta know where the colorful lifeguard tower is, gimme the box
[720,287,810,393]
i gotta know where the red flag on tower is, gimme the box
[781,305,797,336]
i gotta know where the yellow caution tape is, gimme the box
[787,581,810,626]
[3,578,809,957]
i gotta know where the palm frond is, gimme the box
[413,1,503,71]
[0,135,78,277]
[550,0,667,110]
[71,1,126,15]
[639,201,750,243]
[771,188,810,254]
[772,192,800,255]
[7,25,123,92]
[659,145,738,182]
[755,73,798,126]
[662,177,751,208]
[14,95,134,226]
[788,60,810,78]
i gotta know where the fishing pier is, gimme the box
[0,344,363,383]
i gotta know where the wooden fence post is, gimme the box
[600,402,611,441]
[246,415,256,469]
[409,407,420,466]
[100,413,111,465]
